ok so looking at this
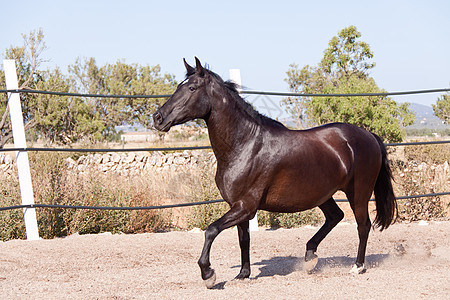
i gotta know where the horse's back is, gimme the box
[298,123,377,144]
[291,123,381,160]
[295,122,382,174]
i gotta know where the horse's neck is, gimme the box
[206,96,261,162]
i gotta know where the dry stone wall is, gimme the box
[70,150,217,176]
[0,151,216,177]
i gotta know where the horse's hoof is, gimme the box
[203,270,216,289]
[349,264,366,275]
[304,250,318,273]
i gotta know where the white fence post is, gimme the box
[229,69,259,232]
[3,59,40,240]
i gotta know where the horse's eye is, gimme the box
[189,86,196,92]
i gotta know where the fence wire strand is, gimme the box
[0,140,449,154]
[0,145,213,153]
[1,87,449,99]
[1,89,172,99]
[1,192,449,212]
[0,199,226,212]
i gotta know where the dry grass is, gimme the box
[0,152,179,240]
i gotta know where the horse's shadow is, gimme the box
[253,253,390,278]
[211,256,299,289]
[240,254,390,278]
[211,253,390,289]
[253,255,301,278]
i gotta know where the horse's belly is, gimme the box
[260,188,335,213]
[258,168,342,213]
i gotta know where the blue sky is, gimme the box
[1,0,449,110]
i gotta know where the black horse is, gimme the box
[153,58,397,288]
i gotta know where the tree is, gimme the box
[31,68,105,143]
[68,58,177,137]
[433,92,450,124]
[1,29,46,147]
[0,29,103,146]
[283,26,415,142]
[1,29,177,146]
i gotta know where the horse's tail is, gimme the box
[372,134,398,231]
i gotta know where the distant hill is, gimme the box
[407,103,447,129]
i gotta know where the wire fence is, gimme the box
[1,139,448,212]
[0,87,449,213]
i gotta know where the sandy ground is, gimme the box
[1,220,449,300]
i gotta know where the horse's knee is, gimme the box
[336,208,345,222]
[204,223,220,241]
[321,207,344,228]
[321,198,344,225]
[330,209,344,225]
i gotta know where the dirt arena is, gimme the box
[1,220,449,299]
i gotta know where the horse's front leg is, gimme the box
[198,202,252,288]
[235,220,250,280]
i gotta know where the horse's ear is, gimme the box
[184,58,195,76]
[195,57,205,77]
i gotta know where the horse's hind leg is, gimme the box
[346,189,371,274]
[305,198,344,273]
[351,215,371,274]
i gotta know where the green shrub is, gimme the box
[257,209,323,229]
[188,201,230,230]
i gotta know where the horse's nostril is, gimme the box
[154,112,163,124]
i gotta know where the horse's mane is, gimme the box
[191,68,286,129]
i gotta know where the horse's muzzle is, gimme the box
[153,111,171,132]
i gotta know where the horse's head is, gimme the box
[153,57,212,132]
